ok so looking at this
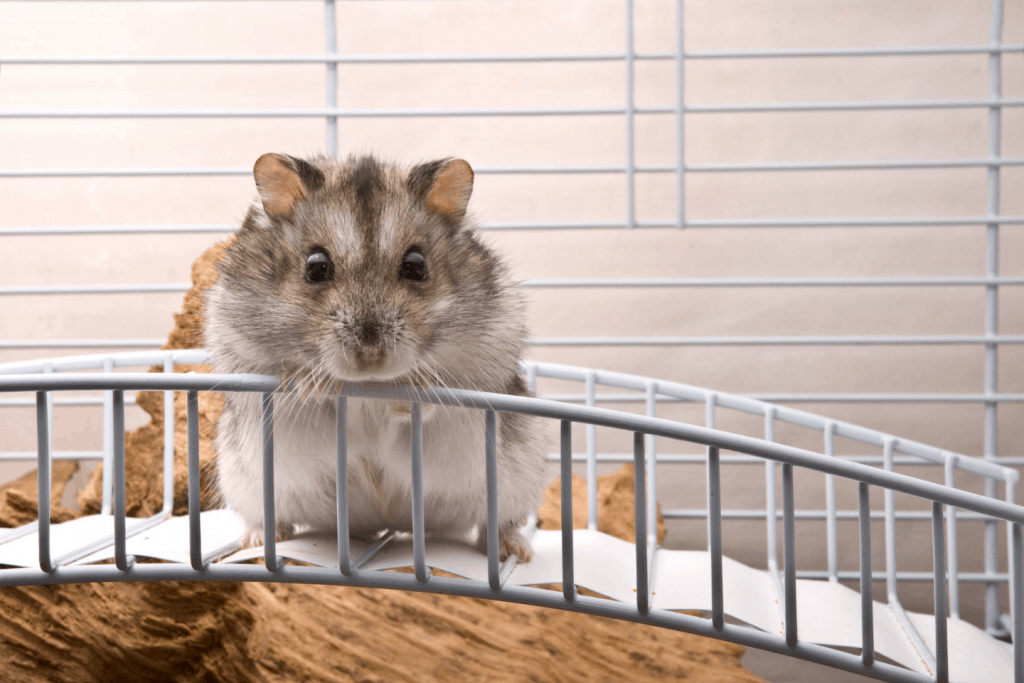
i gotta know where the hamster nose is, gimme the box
[354,319,383,348]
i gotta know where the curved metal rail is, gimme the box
[0,351,1021,683]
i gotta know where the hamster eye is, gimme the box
[399,248,426,282]
[305,251,334,284]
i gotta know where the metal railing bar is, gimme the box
[792,570,1008,583]
[983,0,1005,637]
[485,410,500,590]
[546,452,1024,467]
[336,397,350,576]
[410,403,429,582]
[624,0,635,228]
[0,349,206,374]
[859,482,874,667]
[544,391,1024,404]
[825,422,839,583]
[585,371,598,530]
[674,0,684,229]
[3,98,1023,119]
[708,446,724,628]
[7,44,1022,65]
[663,508,1016,522]
[763,408,784,608]
[5,374,1021,522]
[0,450,104,460]
[161,359,174,515]
[943,455,960,620]
[931,502,949,683]
[0,285,189,295]
[323,0,337,157]
[522,275,1024,287]
[186,391,202,571]
[1013,523,1024,681]
[101,358,114,516]
[261,393,278,572]
[884,439,899,599]
[633,432,649,614]
[783,463,797,646]
[529,334,1024,346]
[35,392,52,573]
[560,419,575,601]
[112,390,132,571]
[0,563,940,683]
[4,216,1024,236]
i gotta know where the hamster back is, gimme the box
[205,153,551,560]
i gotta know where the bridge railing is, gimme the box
[0,350,1021,683]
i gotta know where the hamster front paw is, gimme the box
[241,523,294,549]
[476,524,533,563]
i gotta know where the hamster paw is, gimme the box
[500,528,533,563]
[477,525,533,563]
[241,523,294,549]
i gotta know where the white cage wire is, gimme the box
[1,1,1023,682]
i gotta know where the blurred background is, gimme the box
[1,1,1022,679]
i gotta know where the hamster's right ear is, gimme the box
[253,153,325,220]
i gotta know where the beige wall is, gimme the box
[2,0,1023,635]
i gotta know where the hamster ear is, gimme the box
[253,153,324,220]
[424,159,474,218]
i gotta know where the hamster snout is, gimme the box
[206,152,553,562]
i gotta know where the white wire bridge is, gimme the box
[0,350,1021,683]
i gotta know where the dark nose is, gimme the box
[354,317,383,348]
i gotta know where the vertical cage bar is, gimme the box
[674,0,685,228]
[262,393,278,571]
[526,363,537,395]
[634,431,649,613]
[585,371,598,530]
[783,463,797,646]
[624,0,636,227]
[765,408,779,574]
[336,396,351,575]
[187,391,202,570]
[825,421,838,583]
[932,502,949,683]
[858,482,874,667]
[113,390,130,571]
[411,402,429,582]
[162,358,174,515]
[884,438,898,601]
[944,454,960,619]
[707,446,723,628]
[1009,477,1018,648]
[983,0,1005,635]
[486,410,500,590]
[1012,522,1023,682]
[324,0,338,157]
[101,358,113,515]
[561,420,576,601]
[35,392,53,573]
[645,381,658,549]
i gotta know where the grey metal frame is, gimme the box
[0,348,1022,683]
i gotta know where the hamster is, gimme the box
[204,152,551,561]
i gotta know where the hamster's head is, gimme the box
[207,153,526,389]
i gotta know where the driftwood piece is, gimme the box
[0,240,762,683]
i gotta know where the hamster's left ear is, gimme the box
[253,153,325,220]
[411,158,474,219]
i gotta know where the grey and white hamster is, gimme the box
[205,152,551,560]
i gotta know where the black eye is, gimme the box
[305,251,334,283]
[400,248,426,282]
